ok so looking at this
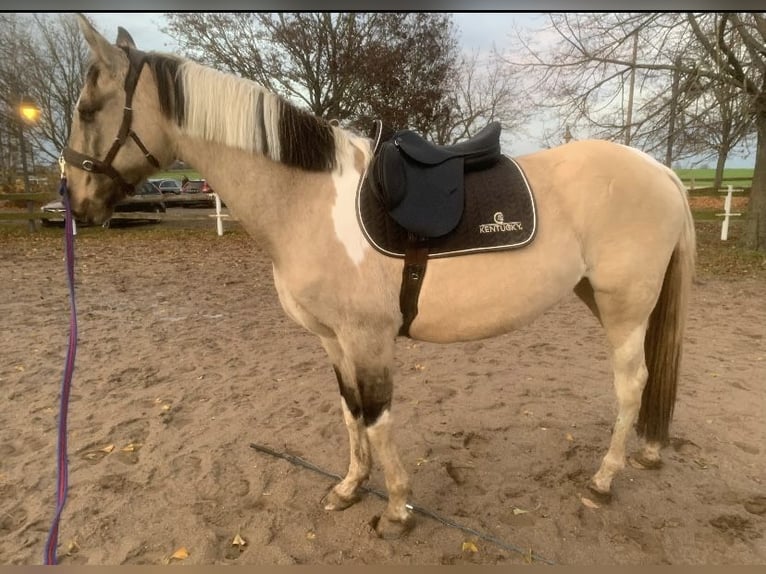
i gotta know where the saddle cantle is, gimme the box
[372,121,502,238]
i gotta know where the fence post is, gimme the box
[716,185,742,241]
[212,193,223,236]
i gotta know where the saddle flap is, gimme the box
[375,141,465,238]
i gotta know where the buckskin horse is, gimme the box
[62,16,695,539]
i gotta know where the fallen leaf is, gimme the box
[306,531,316,540]
[512,507,529,515]
[161,404,171,411]
[565,433,575,442]
[65,539,80,556]
[100,444,115,453]
[232,533,246,547]
[121,443,142,452]
[580,496,600,509]
[170,547,189,561]
[462,541,478,553]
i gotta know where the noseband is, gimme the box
[62,46,160,196]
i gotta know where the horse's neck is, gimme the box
[174,135,366,265]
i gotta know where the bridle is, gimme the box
[62,46,160,196]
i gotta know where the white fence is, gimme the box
[715,185,744,241]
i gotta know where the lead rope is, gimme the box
[43,157,78,565]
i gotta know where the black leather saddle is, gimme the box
[370,121,502,238]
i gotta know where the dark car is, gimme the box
[41,181,166,227]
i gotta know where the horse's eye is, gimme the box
[77,102,100,123]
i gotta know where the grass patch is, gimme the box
[674,167,753,190]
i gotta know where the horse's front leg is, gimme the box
[322,363,372,510]
[321,336,414,538]
[360,365,414,539]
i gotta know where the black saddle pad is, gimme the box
[356,155,536,258]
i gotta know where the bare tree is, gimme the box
[508,12,766,250]
[162,13,459,137]
[432,50,529,145]
[0,12,89,188]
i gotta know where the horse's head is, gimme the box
[64,15,176,224]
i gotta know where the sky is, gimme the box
[86,13,542,57]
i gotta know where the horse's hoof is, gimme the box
[322,488,361,511]
[629,452,663,470]
[372,512,415,540]
[586,481,614,504]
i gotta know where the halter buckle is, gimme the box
[81,159,95,172]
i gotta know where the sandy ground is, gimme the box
[1,223,764,565]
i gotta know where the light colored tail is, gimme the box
[636,172,696,444]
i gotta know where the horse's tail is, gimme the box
[636,171,696,445]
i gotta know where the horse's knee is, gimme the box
[334,363,393,427]
[357,366,393,427]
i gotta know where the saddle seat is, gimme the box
[389,120,502,171]
[371,121,503,238]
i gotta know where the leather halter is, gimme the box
[62,46,160,196]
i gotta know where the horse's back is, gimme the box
[409,139,690,343]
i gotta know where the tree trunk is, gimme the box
[742,112,766,251]
[713,151,727,192]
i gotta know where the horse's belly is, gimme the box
[408,246,584,343]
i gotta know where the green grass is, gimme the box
[674,167,753,190]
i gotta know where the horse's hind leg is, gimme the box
[586,288,653,500]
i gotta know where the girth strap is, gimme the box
[398,238,429,337]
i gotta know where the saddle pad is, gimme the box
[356,155,536,258]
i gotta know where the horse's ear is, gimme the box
[116,27,136,49]
[75,13,122,70]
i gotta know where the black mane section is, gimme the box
[278,102,337,172]
[145,53,185,127]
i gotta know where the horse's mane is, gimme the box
[145,52,338,172]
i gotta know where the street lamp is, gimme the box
[20,98,41,124]
[18,96,41,231]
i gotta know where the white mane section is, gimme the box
[179,61,282,162]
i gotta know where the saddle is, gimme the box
[361,120,535,337]
[371,121,502,238]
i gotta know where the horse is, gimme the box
[63,15,695,540]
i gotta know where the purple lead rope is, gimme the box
[43,176,78,565]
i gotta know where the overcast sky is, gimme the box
[86,12,540,55]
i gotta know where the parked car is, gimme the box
[181,178,214,194]
[41,180,166,227]
[150,178,182,195]
[179,178,216,207]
